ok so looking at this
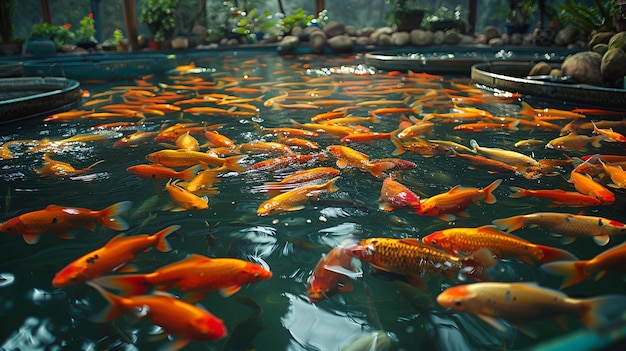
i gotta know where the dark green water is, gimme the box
[0,52,625,351]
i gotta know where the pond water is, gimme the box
[0,51,625,351]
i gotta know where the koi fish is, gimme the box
[0,201,132,244]
[545,134,603,151]
[568,167,615,204]
[260,167,340,197]
[599,159,626,188]
[92,254,271,302]
[42,110,93,122]
[146,149,247,172]
[307,245,362,303]
[248,153,326,172]
[35,152,104,178]
[542,240,626,288]
[591,121,626,142]
[113,131,158,148]
[416,179,502,221]
[422,225,577,265]
[185,166,225,193]
[469,140,538,168]
[326,145,395,178]
[88,283,227,350]
[492,212,626,246]
[390,136,451,157]
[257,176,340,216]
[378,177,421,213]
[239,141,294,155]
[203,130,236,148]
[346,238,495,288]
[453,120,519,132]
[165,179,209,211]
[451,150,519,174]
[52,225,177,287]
[508,186,602,207]
[126,164,201,181]
[436,282,626,335]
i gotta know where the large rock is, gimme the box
[601,47,626,80]
[391,31,410,46]
[432,30,445,45]
[277,35,300,52]
[309,30,327,53]
[323,21,345,38]
[561,51,604,86]
[328,35,353,52]
[410,29,432,46]
[528,61,552,76]
[554,26,579,46]
[592,43,609,56]
[589,32,614,50]
[608,31,626,51]
[483,25,501,43]
[370,27,393,43]
[359,27,376,37]
[444,29,461,45]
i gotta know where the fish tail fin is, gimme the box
[390,133,405,155]
[92,274,150,296]
[519,101,536,117]
[99,201,133,231]
[580,295,626,328]
[87,282,125,322]
[223,155,247,172]
[153,225,179,252]
[482,179,502,204]
[508,186,528,198]
[180,164,202,181]
[469,139,479,153]
[541,260,590,289]
[535,244,579,264]
[492,216,524,232]
[324,176,341,193]
[591,135,603,148]
[509,120,520,131]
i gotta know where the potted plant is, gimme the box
[101,28,126,51]
[424,4,469,33]
[385,0,427,32]
[505,0,537,34]
[26,22,74,57]
[139,0,179,47]
[0,0,23,55]
[233,7,276,43]
[74,13,97,49]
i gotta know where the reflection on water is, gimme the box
[0,51,625,350]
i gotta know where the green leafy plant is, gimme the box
[278,8,323,35]
[506,0,537,27]
[384,0,428,26]
[424,4,469,32]
[102,28,124,48]
[74,13,96,43]
[139,0,179,43]
[558,0,616,34]
[233,7,276,41]
[30,22,75,48]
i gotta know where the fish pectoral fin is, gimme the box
[559,236,576,245]
[338,281,353,293]
[285,205,305,212]
[336,159,348,168]
[324,265,363,279]
[169,207,189,212]
[23,233,41,245]
[182,291,209,303]
[406,275,427,290]
[457,211,470,218]
[56,232,75,240]
[477,314,508,332]
[438,214,457,222]
[115,263,138,273]
[378,203,395,211]
[220,285,242,297]
[593,235,610,246]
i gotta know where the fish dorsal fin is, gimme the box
[106,233,128,246]
[45,205,65,210]
[447,185,462,193]
[399,238,424,246]
[182,253,213,264]
[477,225,529,242]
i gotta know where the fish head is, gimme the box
[421,231,450,250]
[256,200,280,216]
[239,262,272,283]
[52,264,88,287]
[436,285,476,312]
[145,152,159,164]
[594,191,615,204]
[344,239,376,261]
[0,217,25,235]
[416,202,438,216]
[190,314,228,341]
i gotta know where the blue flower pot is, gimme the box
[25,37,56,58]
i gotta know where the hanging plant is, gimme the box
[139,0,179,43]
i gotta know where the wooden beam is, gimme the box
[122,0,140,51]
[40,0,51,23]
[468,0,477,34]
[315,0,324,14]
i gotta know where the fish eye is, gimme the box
[454,299,463,307]
[254,273,260,279]
[431,239,437,245]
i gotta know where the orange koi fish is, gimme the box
[371,157,417,172]
[346,238,495,288]
[451,150,519,174]
[260,167,340,197]
[276,136,320,150]
[325,145,395,178]
[591,121,626,142]
[492,212,626,246]
[165,179,209,211]
[453,120,519,132]
[416,179,502,221]
[470,140,538,168]
[519,101,586,120]
[257,176,340,216]
[396,118,434,139]
[437,282,626,335]
[546,134,603,151]
[340,132,392,143]
[165,131,200,151]
[291,120,363,137]
[390,136,451,157]
[35,153,104,178]
[542,240,626,288]
[184,106,256,117]
[368,106,420,116]
[251,122,319,138]
[92,254,271,302]
[42,110,93,122]
[113,131,158,148]
[248,153,326,172]
[239,141,294,155]
[185,166,225,193]
[307,245,362,303]
[508,186,602,207]
[126,164,200,181]
[310,111,347,123]
[146,149,247,172]
[0,201,132,244]
[52,225,177,287]
[203,130,236,148]
[88,283,227,349]
[422,225,577,265]
[378,177,421,213]
[319,115,379,126]
[600,159,626,188]
[568,167,615,204]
